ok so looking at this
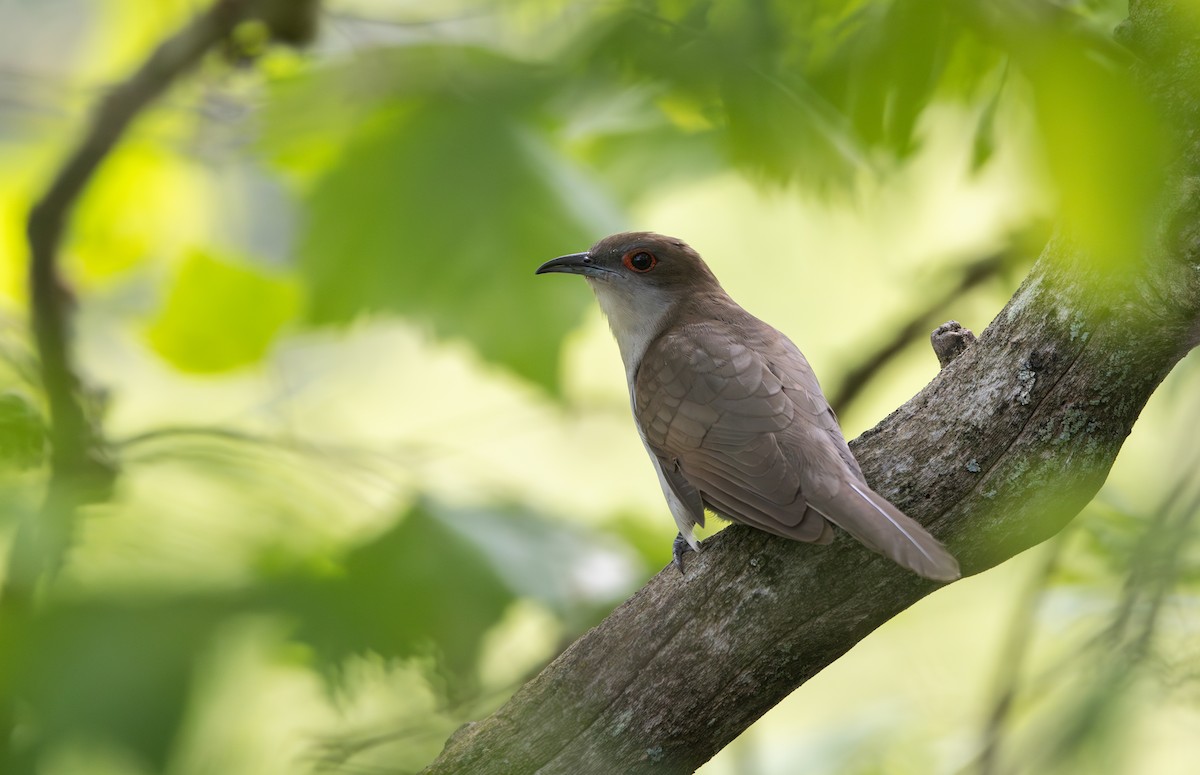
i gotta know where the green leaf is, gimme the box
[268,500,633,691]
[970,64,1007,172]
[270,502,516,691]
[424,502,636,618]
[972,8,1172,272]
[146,251,300,373]
[583,3,873,186]
[297,92,623,391]
[0,391,45,470]
[3,600,229,772]
[1028,52,1167,271]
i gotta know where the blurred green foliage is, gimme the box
[148,251,300,373]
[0,392,44,470]
[295,88,617,389]
[0,0,1194,774]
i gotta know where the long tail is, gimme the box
[815,479,960,581]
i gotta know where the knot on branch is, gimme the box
[931,320,977,368]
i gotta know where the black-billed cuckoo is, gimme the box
[536,232,960,581]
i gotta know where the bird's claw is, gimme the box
[671,533,695,575]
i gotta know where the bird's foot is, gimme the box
[671,533,696,575]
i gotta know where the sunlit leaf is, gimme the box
[70,142,215,282]
[1025,47,1168,271]
[146,250,300,373]
[581,3,872,186]
[966,1,1170,271]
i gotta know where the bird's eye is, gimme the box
[623,250,657,273]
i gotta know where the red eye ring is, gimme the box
[622,250,657,273]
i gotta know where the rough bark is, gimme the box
[422,3,1200,774]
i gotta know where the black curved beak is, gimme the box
[535,252,595,277]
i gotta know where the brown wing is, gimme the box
[635,317,960,580]
[634,321,832,543]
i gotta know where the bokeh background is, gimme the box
[0,0,1197,773]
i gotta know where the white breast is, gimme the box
[588,278,699,548]
[586,278,674,391]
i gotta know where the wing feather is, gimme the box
[634,316,959,581]
[636,324,819,542]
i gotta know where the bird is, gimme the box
[536,231,960,582]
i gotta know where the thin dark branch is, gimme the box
[116,424,287,448]
[0,0,317,763]
[1106,451,1200,658]
[829,250,1011,415]
[5,3,242,615]
[114,423,413,487]
[27,0,251,481]
[1001,458,1200,774]
[975,533,1066,775]
[7,0,322,607]
[957,406,1200,775]
[322,8,496,28]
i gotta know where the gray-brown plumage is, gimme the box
[536,232,960,581]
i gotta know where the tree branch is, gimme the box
[421,4,1200,773]
[8,0,321,596]
[828,249,1008,415]
[0,4,320,765]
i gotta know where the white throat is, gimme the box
[587,278,674,387]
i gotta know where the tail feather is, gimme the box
[815,480,960,581]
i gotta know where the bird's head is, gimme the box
[535,232,721,299]
[536,232,726,371]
